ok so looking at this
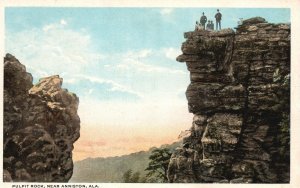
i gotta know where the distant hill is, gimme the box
[70,141,181,183]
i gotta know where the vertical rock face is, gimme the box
[168,17,290,183]
[3,54,80,182]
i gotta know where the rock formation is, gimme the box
[168,17,290,183]
[3,54,80,182]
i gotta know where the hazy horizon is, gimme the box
[5,7,290,161]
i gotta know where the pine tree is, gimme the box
[122,169,133,183]
[145,148,172,182]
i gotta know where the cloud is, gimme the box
[159,8,176,24]
[6,19,192,161]
[6,19,190,104]
[87,89,94,95]
[60,19,67,25]
[80,140,107,147]
[112,49,186,75]
[6,20,99,80]
[123,49,153,59]
[6,20,187,102]
[64,78,77,84]
[6,19,147,100]
[43,19,67,32]
[160,8,174,16]
[116,59,185,74]
[76,74,144,98]
[43,24,55,32]
[163,47,182,60]
[73,97,193,160]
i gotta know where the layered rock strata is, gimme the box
[168,17,290,183]
[3,54,80,182]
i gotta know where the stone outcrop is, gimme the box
[3,54,80,182]
[168,17,290,183]
[167,145,201,183]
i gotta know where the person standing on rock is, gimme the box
[200,12,207,30]
[215,9,222,30]
[238,18,243,26]
[206,20,211,31]
[206,20,215,31]
[195,21,202,31]
[211,20,215,30]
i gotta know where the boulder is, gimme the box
[3,54,80,182]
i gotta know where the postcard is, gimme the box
[1,0,299,188]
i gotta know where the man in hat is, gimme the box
[200,12,207,30]
[215,9,222,30]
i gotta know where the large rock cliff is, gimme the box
[168,17,290,183]
[3,54,80,182]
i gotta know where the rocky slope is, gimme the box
[3,54,80,182]
[168,17,290,183]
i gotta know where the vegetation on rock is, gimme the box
[145,148,172,183]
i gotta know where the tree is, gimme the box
[131,171,141,183]
[122,169,145,183]
[273,69,290,161]
[122,169,133,183]
[145,148,172,183]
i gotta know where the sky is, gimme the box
[5,8,290,161]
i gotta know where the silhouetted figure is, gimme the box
[238,18,244,26]
[206,20,211,31]
[200,12,207,30]
[210,20,215,30]
[195,21,202,31]
[206,20,215,31]
[215,9,222,30]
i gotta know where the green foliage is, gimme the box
[273,69,290,161]
[139,175,148,183]
[122,169,145,183]
[278,113,290,160]
[122,169,132,183]
[131,171,141,183]
[272,68,281,83]
[145,148,172,183]
[70,141,181,183]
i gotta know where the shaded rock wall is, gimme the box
[3,54,80,182]
[168,17,290,183]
